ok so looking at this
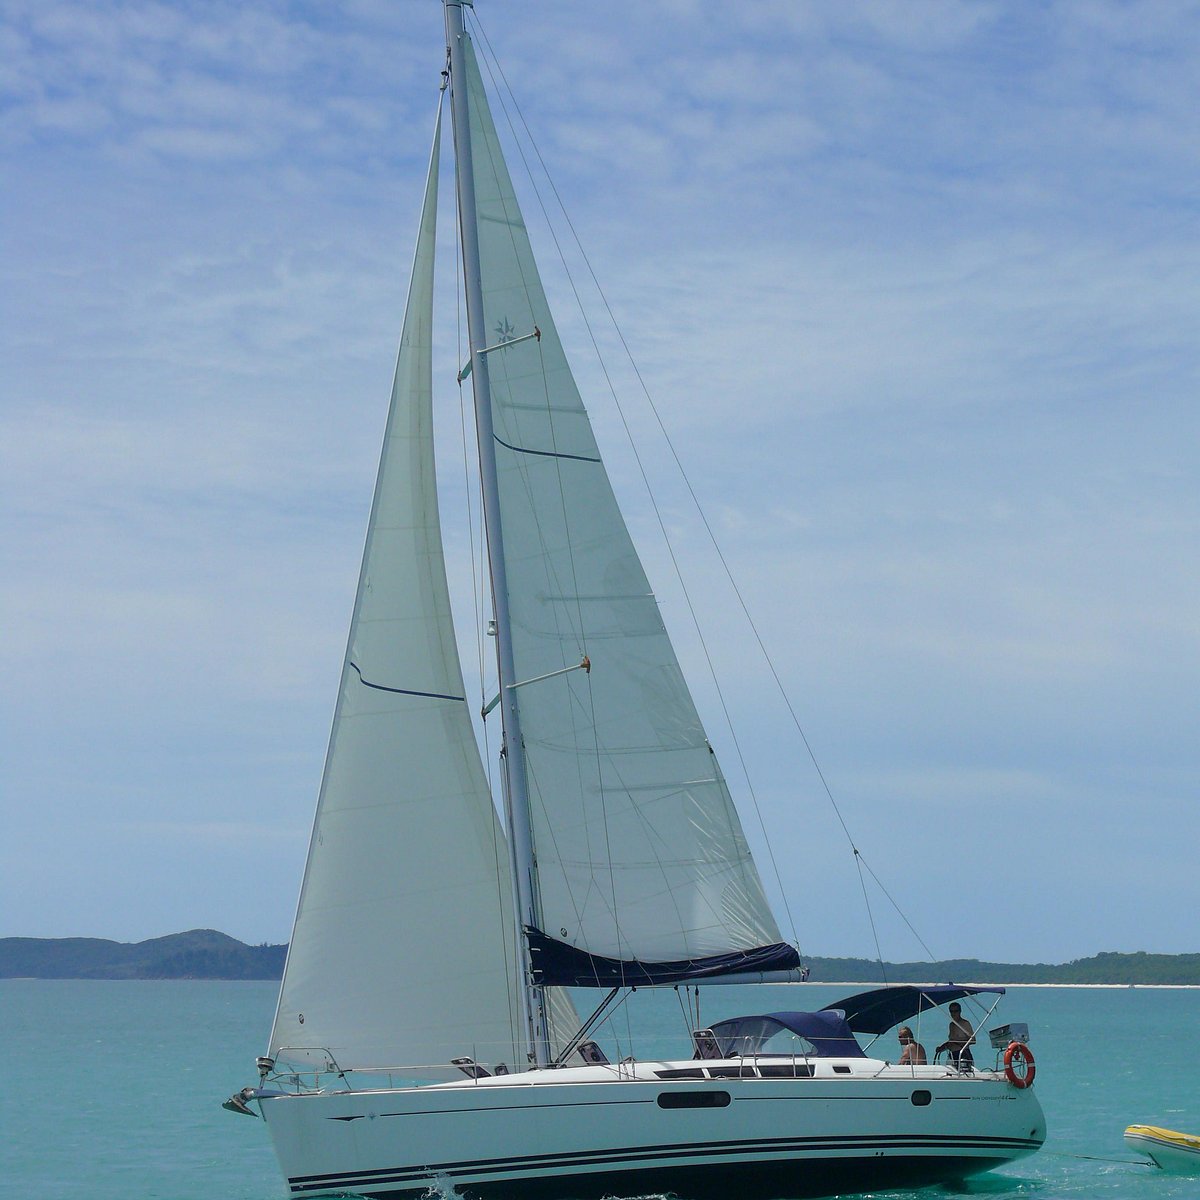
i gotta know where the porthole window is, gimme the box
[658,1090,731,1109]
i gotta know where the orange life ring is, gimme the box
[1004,1041,1036,1088]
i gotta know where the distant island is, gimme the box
[807,951,1200,986]
[2,930,1199,984]
[0,929,285,980]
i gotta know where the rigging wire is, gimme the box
[853,850,888,986]
[447,90,521,1052]
[673,986,693,1040]
[469,12,801,958]
[454,149,486,730]
[463,79,598,968]
[472,9,801,950]
[467,13,635,968]
[858,853,937,962]
[468,15,942,971]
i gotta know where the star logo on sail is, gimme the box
[494,317,517,343]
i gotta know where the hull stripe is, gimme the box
[288,1132,1043,1191]
[319,1088,995,1122]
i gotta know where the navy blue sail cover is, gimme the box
[823,985,1004,1035]
[708,1011,866,1058]
[525,929,801,988]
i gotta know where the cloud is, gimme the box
[3,0,1197,959]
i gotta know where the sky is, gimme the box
[3,0,1197,965]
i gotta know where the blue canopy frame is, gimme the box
[822,985,1004,1035]
[707,1010,866,1058]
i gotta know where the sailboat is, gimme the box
[230,4,1046,1197]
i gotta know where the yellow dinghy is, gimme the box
[1124,1125,1200,1173]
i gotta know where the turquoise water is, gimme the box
[6,980,1198,1199]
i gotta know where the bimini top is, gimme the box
[707,1011,866,1058]
[823,985,1005,1036]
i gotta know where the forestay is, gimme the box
[460,40,795,983]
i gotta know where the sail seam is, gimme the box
[348,662,466,703]
[493,433,600,464]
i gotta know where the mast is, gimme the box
[443,0,551,1070]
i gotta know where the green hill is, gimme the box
[0,929,286,979]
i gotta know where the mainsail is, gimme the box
[459,38,796,986]
[269,105,529,1075]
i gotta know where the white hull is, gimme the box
[261,1060,1044,1199]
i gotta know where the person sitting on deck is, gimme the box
[897,1026,927,1066]
[935,1002,975,1069]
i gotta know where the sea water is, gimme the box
[6,980,1198,1200]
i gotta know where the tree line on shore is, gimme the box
[3,930,1198,984]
